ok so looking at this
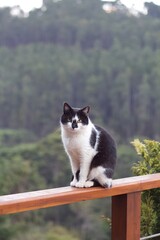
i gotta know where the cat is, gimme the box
[60,102,117,188]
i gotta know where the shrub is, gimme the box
[131,139,160,236]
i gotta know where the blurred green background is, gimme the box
[0,0,159,239]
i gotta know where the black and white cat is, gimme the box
[60,103,117,188]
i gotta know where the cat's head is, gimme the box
[60,102,90,132]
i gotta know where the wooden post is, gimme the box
[112,192,141,240]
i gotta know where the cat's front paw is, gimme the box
[84,181,94,188]
[75,181,85,188]
[70,179,77,187]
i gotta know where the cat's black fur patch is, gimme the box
[92,179,101,187]
[71,170,80,182]
[90,128,97,148]
[61,111,74,125]
[76,170,80,181]
[90,125,116,179]
[77,111,88,125]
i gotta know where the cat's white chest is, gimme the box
[63,131,90,153]
[61,126,97,162]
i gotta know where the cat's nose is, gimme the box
[72,120,78,129]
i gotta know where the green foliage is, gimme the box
[12,223,79,240]
[0,156,43,195]
[145,2,160,18]
[0,129,70,193]
[0,43,160,139]
[115,144,137,178]
[131,139,160,175]
[0,1,159,139]
[0,130,73,240]
[0,1,160,239]
[0,218,15,240]
[0,129,37,147]
[131,139,160,236]
[141,194,157,236]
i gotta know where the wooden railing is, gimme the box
[0,173,160,240]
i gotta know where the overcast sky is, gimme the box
[0,0,159,13]
[0,0,43,12]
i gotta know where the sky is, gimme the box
[0,0,160,13]
[122,0,160,13]
[0,0,43,12]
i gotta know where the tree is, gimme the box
[145,2,160,18]
[131,139,160,236]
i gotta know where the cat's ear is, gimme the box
[81,106,90,114]
[63,102,72,113]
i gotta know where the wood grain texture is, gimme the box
[0,173,160,215]
[112,192,141,240]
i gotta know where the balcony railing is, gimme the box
[0,173,160,240]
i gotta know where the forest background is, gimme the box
[0,0,160,239]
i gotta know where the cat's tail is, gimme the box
[92,178,112,188]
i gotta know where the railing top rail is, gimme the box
[0,173,160,215]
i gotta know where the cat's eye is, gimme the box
[67,118,71,122]
[77,119,82,123]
